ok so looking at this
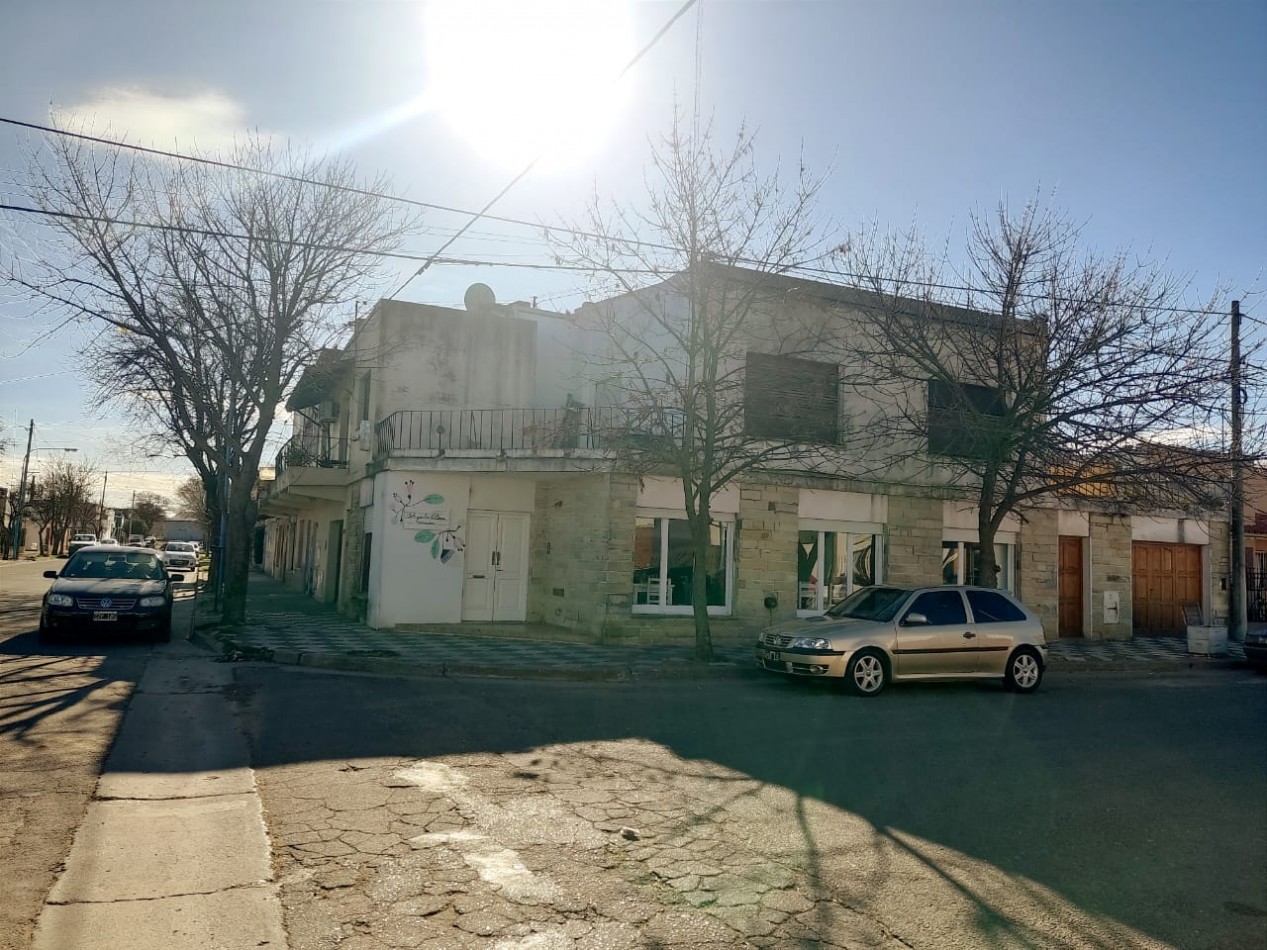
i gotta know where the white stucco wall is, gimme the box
[367,471,540,629]
[1132,516,1211,545]
[370,471,472,628]
[636,476,740,514]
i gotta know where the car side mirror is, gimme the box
[43,570,58,579]
[902,611,929,626]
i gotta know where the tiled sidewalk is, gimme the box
[187,572,1249,679]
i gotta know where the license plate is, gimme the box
[762,650,782,662]
[93,611,118,622]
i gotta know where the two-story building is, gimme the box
[261,270,1230,644]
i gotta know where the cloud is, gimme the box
[53,87,249,153]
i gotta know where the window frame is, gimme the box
[631,511,735,616]
[941,539,1015,591]
[797,528,884,616]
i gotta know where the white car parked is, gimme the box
[160,541,199,573]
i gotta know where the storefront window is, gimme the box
[942,540,1014,590]
[799,530,881,613]
[633,516,732,613]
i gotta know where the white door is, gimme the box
[462,511,529,622]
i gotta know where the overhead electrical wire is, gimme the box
[389,0,700,297]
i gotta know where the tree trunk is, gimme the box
[219,476,254,626]
[688,513,714,661]
[977,504,1000,588]
[202,473,223,588]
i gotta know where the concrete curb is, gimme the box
[184,624,1251,682]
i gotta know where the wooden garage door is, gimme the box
[1132,542,1202,636]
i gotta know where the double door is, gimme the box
[462,512,529,622]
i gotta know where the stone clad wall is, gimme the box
[339,492,366,620]
[1019,508,1059,637]
[1090,513,1133,639]
[736,484,799,624]
[885,494,943,586]
[1208,519,1231,623]
[530,476,619,636]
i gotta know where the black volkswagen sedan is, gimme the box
[40,545,184,643]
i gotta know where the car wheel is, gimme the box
[1005,647,1043,693]
[38,616,58,644]
[845,649,887,697]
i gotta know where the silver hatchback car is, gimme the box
[756,585,1047,696]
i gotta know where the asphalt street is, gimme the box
[0,558,149,950]
[1,557,1265,949]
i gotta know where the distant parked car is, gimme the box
[755,585,1047,696]
[66,534,97,557]
[40,545,184,643]
[160,541,198,573]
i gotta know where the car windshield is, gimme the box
[824,586,910,622]
[167,543,192,552]
[62,551,165,580]
[72,535,95,541]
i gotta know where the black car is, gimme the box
[40,545,184,643]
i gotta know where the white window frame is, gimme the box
[941,538,1015,591]
[632,509,735,615]
[796,526,884,616]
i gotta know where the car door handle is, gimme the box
[962,632,976,639]
[472,574,486,579]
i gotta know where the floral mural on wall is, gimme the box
[392,480,464,563]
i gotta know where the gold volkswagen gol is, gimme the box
[756,585,1047,696]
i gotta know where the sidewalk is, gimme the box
[187,572,1251,680]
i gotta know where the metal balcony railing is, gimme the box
[275,432,350,477]
[373,407,686,458]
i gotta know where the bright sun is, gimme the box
[422,1,636,169]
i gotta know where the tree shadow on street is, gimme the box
[0,631,147,746]
[219,662,1267,949]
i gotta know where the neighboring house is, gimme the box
[1244,469,1267,621]
[156,519,206,543]
[261,271,1231,642]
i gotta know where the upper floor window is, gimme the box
[744,352,840,444]
[359,374,372,424]
[927,378,1006,459]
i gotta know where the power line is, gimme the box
[391,0,699,297]
[0,202,661,275]
[1,113,1240,319]
[0,200,1241,333]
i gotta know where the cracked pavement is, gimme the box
[237,666,1266,949]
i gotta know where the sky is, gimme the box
[1,0,1264,511]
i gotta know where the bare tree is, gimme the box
[553,116,838,659]
[24,458,99,556]
[5,130,416,622]
[835,195,1235,587]
[174,476,212,536]
[128,491,168,536]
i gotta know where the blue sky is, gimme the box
[1,0,1264,507]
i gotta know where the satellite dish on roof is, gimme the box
[464,283,496,311]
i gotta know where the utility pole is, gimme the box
[1229,301,1247,642]
[9,420,34,560]
[98,472,109,537]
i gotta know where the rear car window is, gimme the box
[966,590,1027,623]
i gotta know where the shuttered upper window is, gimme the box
[743,352,840,443]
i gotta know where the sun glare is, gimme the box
[423,1,635,170]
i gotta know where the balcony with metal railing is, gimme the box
[373,407,686,461]
[265,431,353,512]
